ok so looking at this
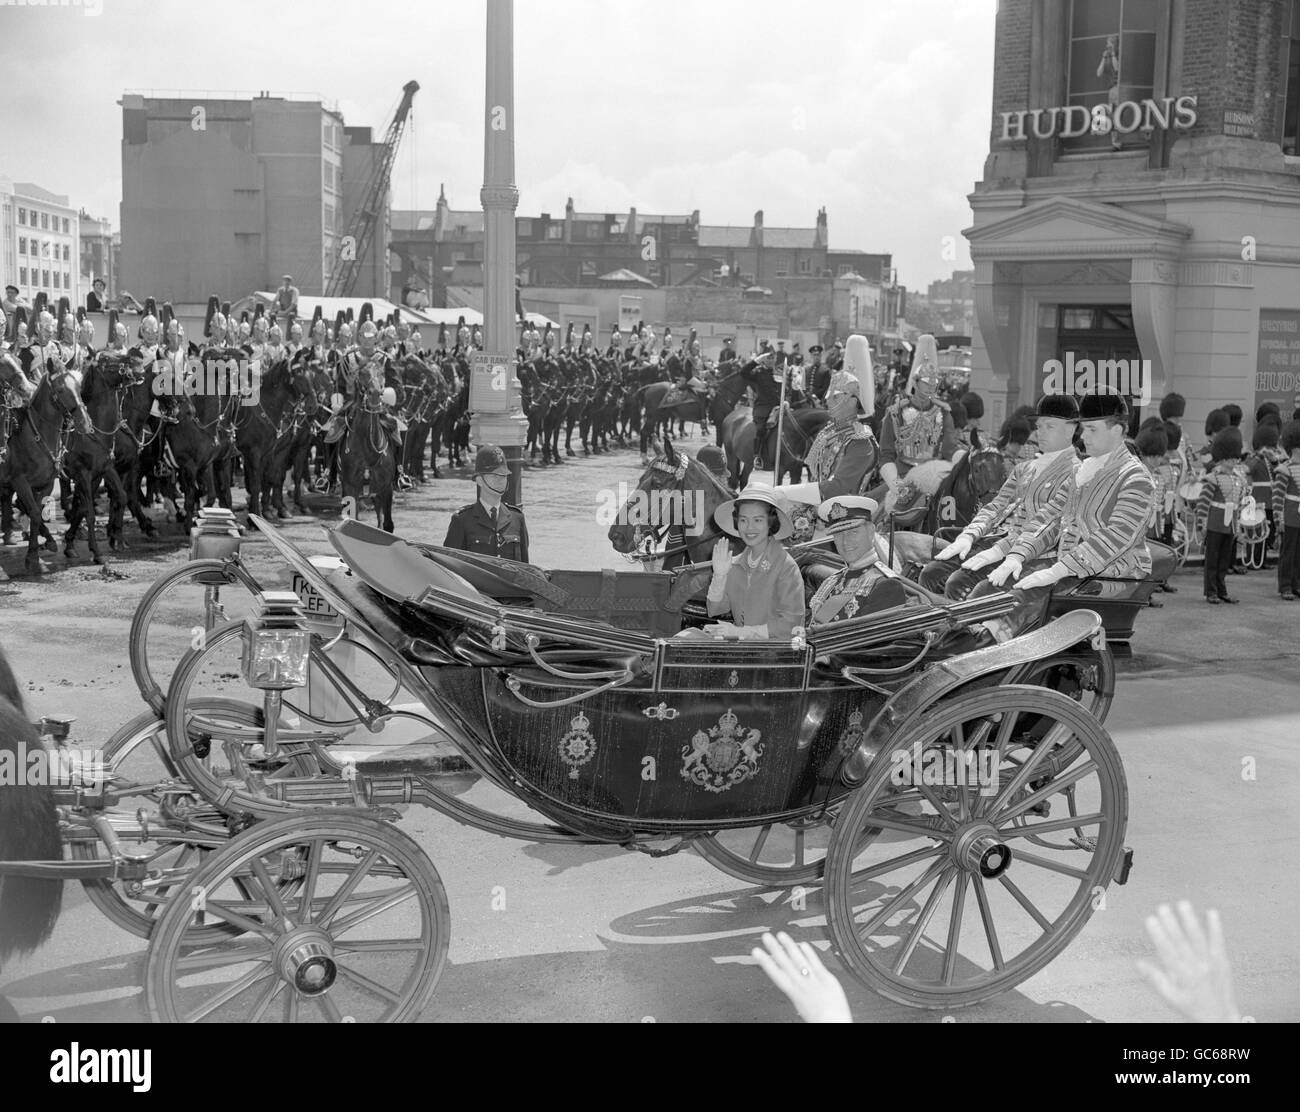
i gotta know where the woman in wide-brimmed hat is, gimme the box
[688,484,805,640]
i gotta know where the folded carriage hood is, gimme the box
[840,609,1104,787]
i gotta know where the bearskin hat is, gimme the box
[959,391,984,420]
[1205,408,1229,437]
[1003,417,1032,447]
[203,295,220,338]
[1253,422,1280,451]
[1282,420,1300,454]
[1136,426,1168,457]
[1256,401,1281,425]
[1078,392,1128,422]
[1158,392,1185,420]
[1210,426,1243,462]
[1222,403,1243,427]
[1163,420,1181,451]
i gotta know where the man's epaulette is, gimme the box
[502,501,523,513]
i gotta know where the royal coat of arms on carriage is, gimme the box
[836,707,865,755]
[680,709,764,793]
[558,710,597,779]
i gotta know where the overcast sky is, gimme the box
[0,0,996,291]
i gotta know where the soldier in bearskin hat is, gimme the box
[968,391,1155,641]
[1194,427,1248,603]
[1271,420,1300,599]
[921,393,1081,599]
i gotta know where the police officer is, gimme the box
[444,444,530,562]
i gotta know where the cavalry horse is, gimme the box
[62,353,139,564]
[607,437,735,572]
[232,350,316,527]
[340,358,399,533]
[0,365,90,575]
[111,359,163,544]
[0,642,63,1021]
[722,401,832,488]
[161,353,241,531]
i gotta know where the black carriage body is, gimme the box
[253,518,1103,842]
[428,642,883,832]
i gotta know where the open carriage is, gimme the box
[9,511,1136,1021]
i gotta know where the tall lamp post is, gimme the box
[470,0,528,506]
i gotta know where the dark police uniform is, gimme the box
[443,444,530,562]
[443,500,530,562]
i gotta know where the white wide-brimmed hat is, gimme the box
[714,482,794,541]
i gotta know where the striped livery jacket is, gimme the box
[956,447,1079,559]
[1271,459,1300,530]
[1008,443,1155,580]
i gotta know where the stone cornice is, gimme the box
[970,239,1186,260]
[972,176,1300,210]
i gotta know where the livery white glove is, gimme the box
[779,481,823,505]
[937,534,974,562]
[962,547,1003,572]
[1015,562,1070,591]
[987,556,1024,587]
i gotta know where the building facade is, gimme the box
[0,178,81,308]
[79,210,117,298]
[119,92,386,303]
[969,0,1300,434]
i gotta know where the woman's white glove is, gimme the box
[987,556,1024,587]
[711,538,732,580]
[937,534,974,562]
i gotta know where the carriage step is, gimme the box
[1114,846,1134,885]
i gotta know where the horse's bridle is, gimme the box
[621,452,731,567]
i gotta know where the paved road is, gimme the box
[2,433,1298,1022]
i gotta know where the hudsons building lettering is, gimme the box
[1000,95,1198,141]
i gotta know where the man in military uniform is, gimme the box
[877,333,957,505]
[777,336,879,514]
[718,336,738,365]
[443,444,530,563]
[807,496,911,624]
[807,345,830,406]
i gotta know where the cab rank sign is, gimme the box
[469,352,520,412]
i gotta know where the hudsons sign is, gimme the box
[1001,95,1198,141]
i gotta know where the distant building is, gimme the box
[119,91,389,303]
[80,210,117,299]
[0,177,81,308]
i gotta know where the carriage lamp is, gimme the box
[190,507,243,566]
[241,592,312,691]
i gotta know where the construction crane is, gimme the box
[325,79,419,298]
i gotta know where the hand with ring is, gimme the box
[751,931,852,1024]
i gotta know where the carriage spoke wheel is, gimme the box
[164,619,351,820]
[145,813,449,1024]
[1010,646,1116,727]
[825,686,1127,1009]
[71,702,314,942]
[694,810,839,887]
[128,558,263,715]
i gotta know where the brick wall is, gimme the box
[990,0,1033,147]
[1181,0,1287,141]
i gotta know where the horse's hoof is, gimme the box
[25,558,42,576]
[93,554,105,566]
[277,508,289,520]
[245,517,260,532]
[43,538,58,554]
[566,449,575,457]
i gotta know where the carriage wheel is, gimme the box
[1009,646,1115,726]
[694,811,838,887]
[144,813,449,1023]
[129,558,263,715]
[825,686,1127,1009]
[71,703,318,941]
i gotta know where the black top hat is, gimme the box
[1077,392,1128,422]
[1035,394,1078,421]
